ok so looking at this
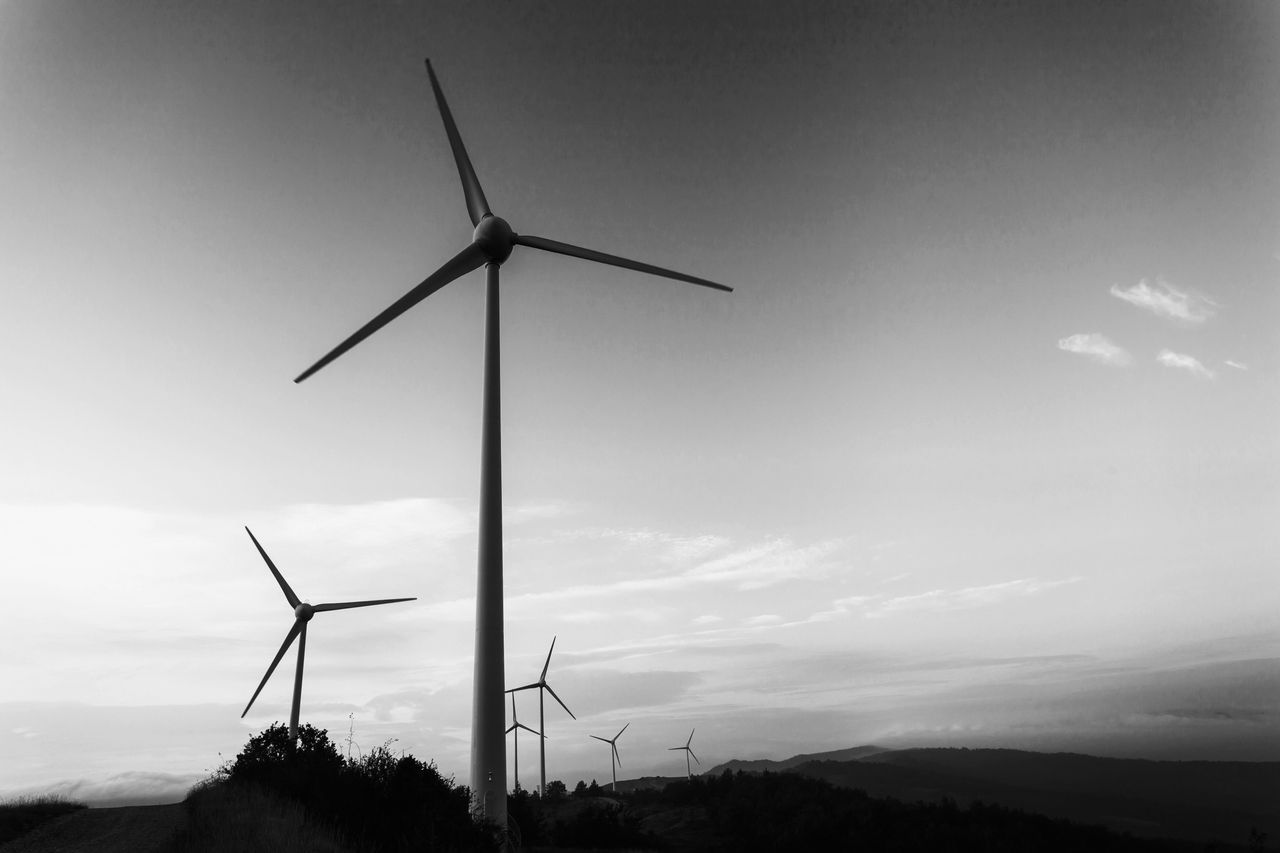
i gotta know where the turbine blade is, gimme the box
[312,597,416,612]
[613,743,622,767]
[424,59,491,227]
[686,728,695,748]
[245,527,300,608]
[294,242,487,383]
[514,234,732,293]
[516,722,540,736]
[506,682,540,694]
[689,749,700,764]
[615,722,629,739]
[241,619,303,717]
[540,635,557,682]
[590,735,610,744]
[544,684,576,720]
[505,722,516,734]
[668,747,682,752]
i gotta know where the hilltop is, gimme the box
[699,745,1278,847]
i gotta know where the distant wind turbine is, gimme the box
[590,723,629,793]
[240,527,416,743]
[506,636,575,797]
[668,728,699,779]
[292,59,731,825]
[505,693,541,794]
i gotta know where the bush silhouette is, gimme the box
[207,723,496,853]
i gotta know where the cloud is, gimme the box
[1057,333,1132,366]
[1225,360,1248,371]
[1109,278,1216,325]
[865,577,1082,619]
[28,771,198,806]
[1157,350,1215,379]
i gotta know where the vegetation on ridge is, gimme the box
[162,727,1268,852]
[170,723,496,853]
[0,794,88,846]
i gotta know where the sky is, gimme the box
[1,0,1278,805]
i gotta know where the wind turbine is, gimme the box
[590,723,629,793]
[240,527,416,743]
[293,59,731,825]
[506,636,575,797]
[505,693,541,794]
[668,728,699,779]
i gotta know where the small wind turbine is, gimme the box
[506,636,575,796]
[240,527,416,742]
[505,693,540,794]
[292,60,731,825]
[668,728,699,779]
[590,723,629,793]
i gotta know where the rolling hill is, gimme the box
[705,746,1278,847]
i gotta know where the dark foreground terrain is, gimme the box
[705,746,1279,849]
[4,736,1272,851]
[0,804,184,853]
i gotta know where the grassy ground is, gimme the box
[0,794,88,845]
[162,780,353,853]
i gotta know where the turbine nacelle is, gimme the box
[473,214,515,264]
[294,602,315,622]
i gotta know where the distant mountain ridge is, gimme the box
[705,745,1280,847]
[705,744,890,775]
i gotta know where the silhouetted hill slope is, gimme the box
[723,746,1277,847]
[705,744,889,775]
[626,772,1206,852]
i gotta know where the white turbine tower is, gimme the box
[589,723,629,793]
[505,693,540,794]
[506,636,575,796]
[240,527,416,743]
[668,728,699,779]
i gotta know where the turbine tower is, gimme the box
[505,693,540,794]
[590,723,629,793]
[240,527,416,742]
[668,728,699,779]
[293,60,731,827]
[506,636,575,797]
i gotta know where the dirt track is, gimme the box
[0,804,185,853]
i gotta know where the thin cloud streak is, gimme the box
[864,577,1084,618]
[1058,333,1131,366]
[1109,278,1217,325]
[1157,350,1215,379]
[1225,360,1248,371]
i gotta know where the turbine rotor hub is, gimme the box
[473,214,515,264]
[295,603,315,622]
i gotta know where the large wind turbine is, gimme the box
[505,693,541,794]
[668,728,699,779]
[293,60,731,826]
[506,636,575,797]
[590,723,629,793]
[240,527,416,742]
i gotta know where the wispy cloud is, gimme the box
[865,577,1082,619]
[1109,278,1217,325]
[1058,333,1132,366]
[1225,360,1248,371]
[1157,349,1215,379]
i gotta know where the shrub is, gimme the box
[198,723,496,853]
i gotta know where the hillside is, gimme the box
[705,745,1278,848]
[706,744,890,775]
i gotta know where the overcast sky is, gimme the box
[2,0,1278,805]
